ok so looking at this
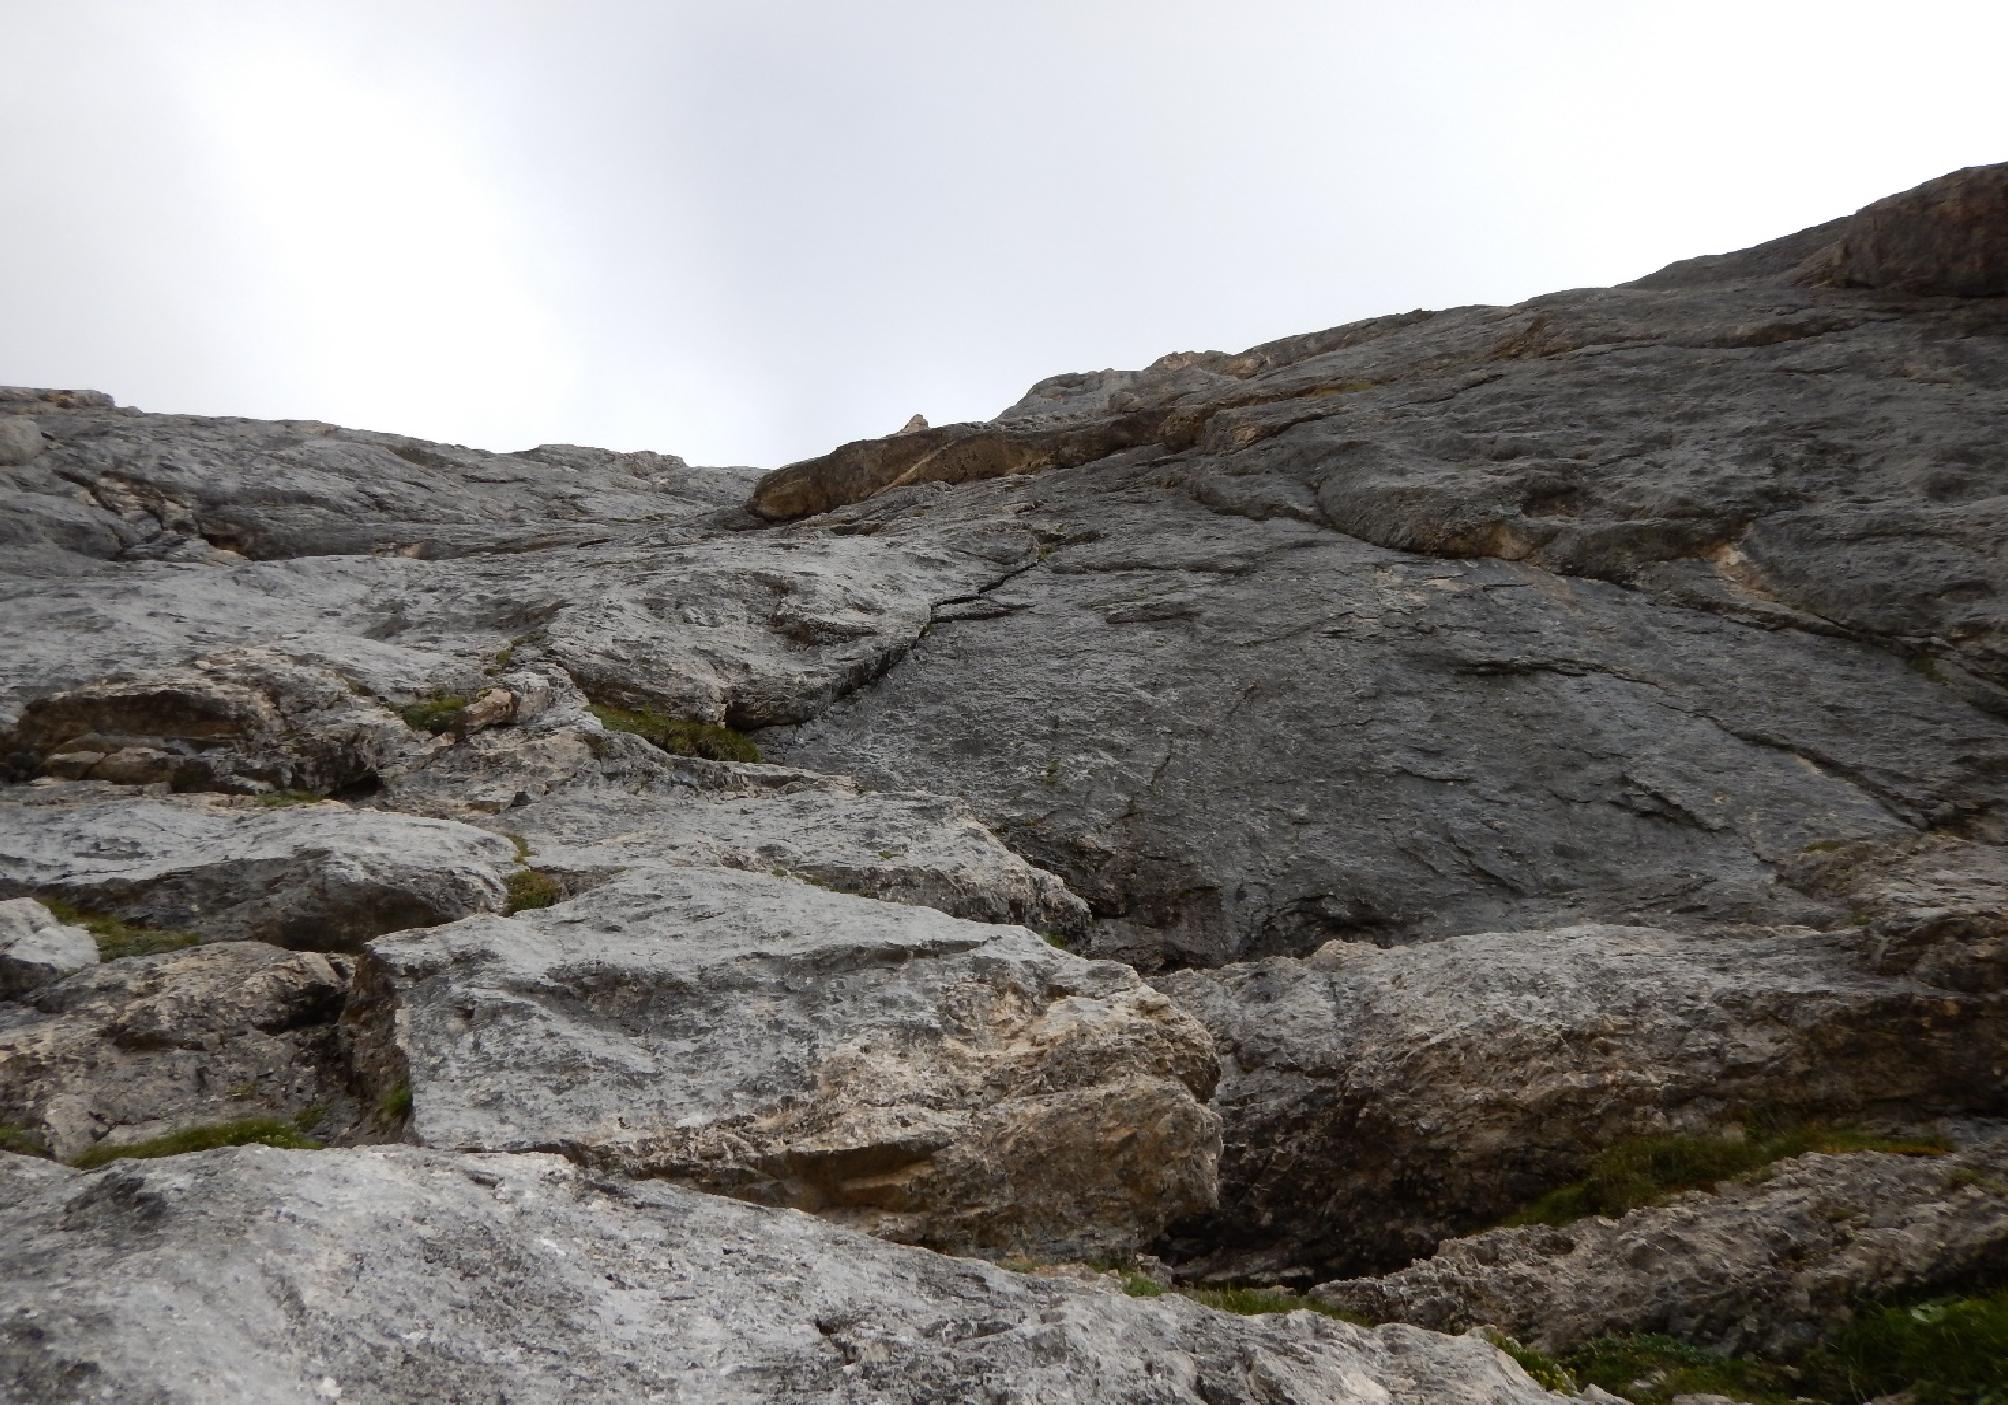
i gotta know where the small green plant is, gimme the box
[501,831,534,864]
[400,693,469,734]
[253,790,324,808]
[71,1117,322,1169]
[1504,1123,1951,1228]
[1040,759,1061,787]
[1804,1289,2008,1405]
[0,1123,49,1158]
[1119,1271,1168,1298]
[291,1104,328,1134]
[39,899,201,962]
[504,868,563,914]
[1039,931,1071,950]
[588,704,761,763]
[1486,1332,1580,1394]
[1558,1333,1795,1404]
[377,1080,413,1122]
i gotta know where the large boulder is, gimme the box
[347,866,1218,1260]
[0,791,514,951]
[0,1146,1574,1405]
[0,942,349,1162]
[0,899,95,999]
[1315,1131,2008,1359]
[1154,923,2008,1280]
[0,416,43,466]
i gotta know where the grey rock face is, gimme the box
[1314,1132,2008,1359]
[447,750,1092,935]
[0,899,96,999]
[780,474,2004,967]
[0,789,514,950]
[0,942,348,1161]
[349,867,1218,1260]
[1154,923,2007,1279]
[0,1145,1571,1405]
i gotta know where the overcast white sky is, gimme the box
[4,2,2002,468]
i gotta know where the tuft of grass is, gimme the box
[1179,1285,1369,1325]
[377,1080,413,1123]
[1,1123,50,1159]
[588,703,760,763]
[400,693,468,734]
[1119,1272,1168,1298]
[1559,1333,1796,1404]
[1804,1289,2008,1405]
[504,868,563,914]
[501,831,534,865]
[40,899,201,962]
[1505,1123,1951,1228]
[71,1117,322,1169]
[253,790,324,808]
[291,1104,328,1135]
[1486,1332,1581,1395]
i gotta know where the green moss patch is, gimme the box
[377,1080,413,1123]
[0,1123,50,1159]
[71,1117,322,1169]
[399,693,469,734]
[1550,1333,1795,1403]
[253,790,325,808]
[589,703,761,763]
[504,868,563,914]
[1806,1289,2008,1405]
[39,899,202,962]
[1505,1123,1950,1228]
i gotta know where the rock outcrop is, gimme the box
[1154,922,2006,1280]
[0,1146,1574,1405]
[347,867,1218,1260]
[0,790,515,950]
[1314,1132,2008,1359]
[0,899,95,999]
[0,942,349,1161]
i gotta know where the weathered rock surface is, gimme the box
[1315,1131,2008,1359]
[0,415,44,466]
[1800,162,2008,296]
[0,942,349,1161]
[0,789,514,950]
[6,647,415,794]
[349,867,1216,1259]
[0,1146,1572,1404]
[0,899,95,999]
[1154,923,2007,1280]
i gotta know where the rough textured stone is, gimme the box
[0,898,96,999]
[1315,1131,2008,1359]
[348,867,1218,1260]
[1800,162,2008,296]
[0,790,514,950]
[0,415,44,466]
[1154,923,2007,1280]
[0,1146,1572,1405]
[0,942,349,1161]
[8,647,414,794]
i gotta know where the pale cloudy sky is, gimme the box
[5,2,2003,468]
